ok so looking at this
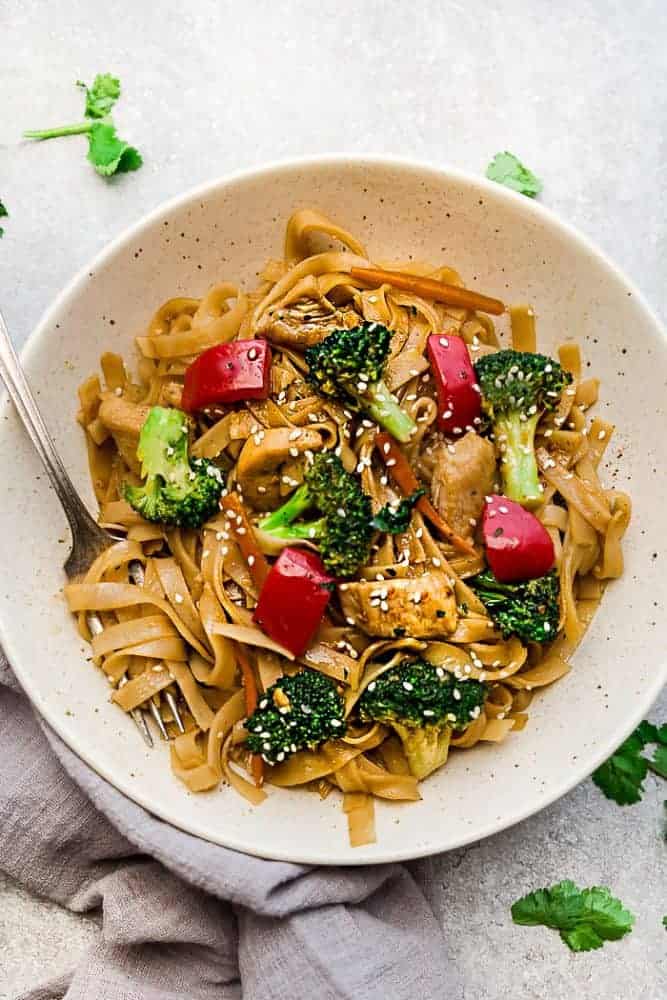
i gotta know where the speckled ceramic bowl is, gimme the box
[1,156,665,864]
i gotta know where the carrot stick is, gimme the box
[375,432,477,556]
[350,266,505,316]
[236,642,264,786]
[221,492,270,590]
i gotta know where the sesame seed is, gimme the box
[597,429,606,440]
[453,688,461,701]
[202,549,210,558]
[346,616,356,626]
[247,555,255,567]
[330,718,342,727]
[248,348,257,360]
[447,444,456,455]
[152,664,164,672]
[236,526,246,535]
[436,667,445,678]
[386,458,396,467]
[174,593,183,604]
[423,709,435,717]
[543,622,551,632]
[468,517,477,527]
[443,409,453,419]
[257,485,267,494]
[220,546,229,556]
[289,429,302,441]
[367,681,376,692]
[432,557,441,567]
[380,600,389,612]
[415,527,423,539]
[403,681,414,691]
[289,447,299,458]
[439,337,449,347]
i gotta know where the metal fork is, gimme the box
[0,310,185,746]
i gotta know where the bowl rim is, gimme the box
[3,153,666,863]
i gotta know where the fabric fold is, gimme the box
[1,658,461,1000]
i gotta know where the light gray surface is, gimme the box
[0,1,665,997]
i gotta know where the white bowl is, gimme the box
[1,156,665,864]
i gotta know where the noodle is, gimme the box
[68,210,630,847]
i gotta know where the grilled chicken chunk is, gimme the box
[431,431,496,538]
[339,572,457,638]
[98,396,151,474]
[236,427,324,510]
[256,292,359,350]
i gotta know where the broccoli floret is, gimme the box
[358,659,487,779]
[304,322,417,442]
[245,668,346,765]
[259,452,373,577]
[123,406,223,528]
[469,569,560,644]
[474,350,572,508]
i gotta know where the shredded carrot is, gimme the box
[236,642,264,786]
[375,432,477,556]
[350,266,505,316]
[221,492,270,590]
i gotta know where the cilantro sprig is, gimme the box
[0,200,7,238]
[486,152,542,198]
[511,880,635,952]
[24,74,142,178]
[593,720,667,805]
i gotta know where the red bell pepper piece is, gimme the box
[253,547,334,657]
[181,339,271,411]
[426,334,481,436]
[482,495,555,582]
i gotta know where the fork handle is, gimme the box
[0,310,99,537]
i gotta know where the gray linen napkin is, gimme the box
[0,655,461,999]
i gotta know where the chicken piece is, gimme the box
[339,572,457,638]
[236,426,324,510]
[431,431,496,539]
[98,395,151,474]
[256,292,359,349]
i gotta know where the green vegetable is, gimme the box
[0,199,7,238]
[77,74,121,118]
[123,406,223,528]
[86,122,143,176]
[474,349,572,507]
[24,74,142,178]
[244,668,346,765]
[468,569,560,644]
[358,658,487,779]
[305,322,417,443]
[592,721,667,805]
[648,744,667,780]
[370,489,425,534]
[486,152,542,198]
[259,452,373,577]
[663,915,667,930]
[511,880,634,952]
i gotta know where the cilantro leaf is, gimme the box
[648,744,667,780]
[87,122,142,176]
[592,732,648,805]
[511,880,634,952]
[77,73,121,118]
[0,199,7,238]
[593,720,667,804]
[663,915,667,930]
[635,720,659,745]
[370,489,425,534]
[486,152,542,198]
[24,74,142,180]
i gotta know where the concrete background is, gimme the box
[1,0,665,996]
